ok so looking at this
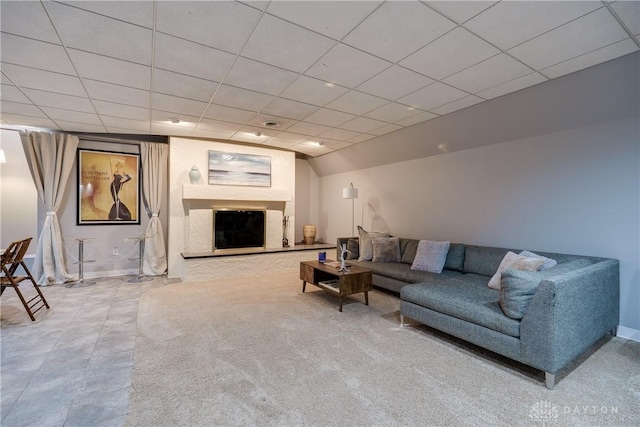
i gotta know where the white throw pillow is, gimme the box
[411,240,450,273]
[488,251,545,290]
[357,226,390,261]
[519,250,557,270]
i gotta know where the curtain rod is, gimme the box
[75,133,169,145]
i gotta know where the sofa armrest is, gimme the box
[520,259,619,374]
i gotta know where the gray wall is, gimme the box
[308,52,640,337]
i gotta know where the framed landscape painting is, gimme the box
[208,150,271,187]
[77,149,140,225]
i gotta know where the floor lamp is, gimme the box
[342,182,358,236]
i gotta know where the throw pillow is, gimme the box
[487,251,544,290]
[357,226,390,261]
[500,258,593,319]
[519,250,557,270]
[346,238,359,260]
[411,240,450,273]
[371,237,401,263]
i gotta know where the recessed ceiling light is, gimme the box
[262,121,280,128]
[253,131,262,137]
[308,141,324,147]
[168,117,181,124]
[325,82,335,88]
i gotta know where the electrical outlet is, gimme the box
[112,247,119,256]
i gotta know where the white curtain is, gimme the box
[20,131,78,285]
[140,143,168,275]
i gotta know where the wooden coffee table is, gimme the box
[300,260,373,312]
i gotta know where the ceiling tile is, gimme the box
[92,100,150,121]
[509,7,629,70]
[1,101,45,118]
[241,14,335,73]
[368,123,402,136]
[101,116,149,132]
[400,27,500,80]
[476,72,548,100]
[213,85,275,112]
[339,116,387,133]
[230,125,280,142]
[356,66,434,101]
[197,118,244,134]
[154,33,235,82]
[153,69,218,103]
[306,43,391,88]
[610,1,640,35]
[151,110,200,126]
[203,104,256,125]
[151,122,196,136]
[262,98,319,120]
[156,1,260,53]
[266,132,309,144]
[68,49,150,90]
[0,33,75,75]
[303,108,355,127]
[541,39,639,79]
[262,139,299,150]
[397,82,467,111]
[285,121,332,136]
[83,80,150,108]
[0,113,59,129]
[364,102,423,123]
[1,84,31,104]
[58,1,154,28]
[45,1,152,65]
[429,95,484,116]
[318,128,360,140]
[0,1,60,43]
[40,107,103,125]
[464,1,601,50]
[225,57,299,96]
[22,89,95,113]
[343,1,456,62]
[0,64,86,97]
[191,128,237,140]
[152,93,208,117]
[325,91,388,115]
[424,1,497,25]
[279,76,349,106]
[348,134,376,144]
[394,111,438,127]
[442,54,532,94]
[265,1,382,40]
[52,120,106,133]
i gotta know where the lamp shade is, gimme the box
[342,183,358,199]
[0,149,5,163]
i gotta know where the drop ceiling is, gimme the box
[1,1,638,157]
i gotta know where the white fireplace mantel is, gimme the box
[182,184,292,202]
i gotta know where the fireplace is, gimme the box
[213,210,265,250]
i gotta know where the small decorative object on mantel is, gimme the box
[282,216,290,248]
[189,165,201,184]
[303,224,316,245]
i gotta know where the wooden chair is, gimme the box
[1,238,50,321]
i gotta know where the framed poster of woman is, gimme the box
[77,149,140,225]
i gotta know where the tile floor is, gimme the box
[1,275,173,427]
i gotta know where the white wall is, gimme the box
[167,137,296,278]
[319,118,639,336]
[294,158,321,243]
[0,129,38,253]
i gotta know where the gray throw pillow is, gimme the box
[346,238,359,260]
[519,250,557,270]
[500,258,594,319]
[371,237,401,263]
[411,240,450,273]
[357,226,390,261]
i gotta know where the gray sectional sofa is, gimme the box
[337,236,620,389]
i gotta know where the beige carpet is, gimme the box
[126,271,639,426]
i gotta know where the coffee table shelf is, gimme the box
[300,260,372,312]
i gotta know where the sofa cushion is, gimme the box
[357,226,390,261]
[463,246,513,276]
[352,260,463,284]
[346,238,359,259]
[444,243,466,272]
[411,240,450,273]
[401,278,520,338]
[400,239,419,264]
[500,258,594,319]
[372,237,401,263]
[488,252,545,290]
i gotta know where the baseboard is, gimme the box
[616,325,640,343]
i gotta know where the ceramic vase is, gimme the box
[189,165,201,184]
[303,224,316,245]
